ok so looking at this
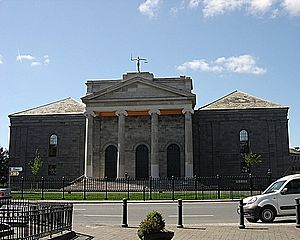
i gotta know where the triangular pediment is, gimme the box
[200,91,287,110]
[82,77,194,102]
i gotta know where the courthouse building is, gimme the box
[8,72,291,179]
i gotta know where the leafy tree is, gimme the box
[241,152,262,173]
[29,148,42,176]
[0,146,9,185]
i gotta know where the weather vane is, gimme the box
[131,55,148,73]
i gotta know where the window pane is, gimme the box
[50,135,57,145]
[240,130,248,142]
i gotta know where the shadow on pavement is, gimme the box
[74,232,95,239]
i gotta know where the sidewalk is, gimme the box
[73,223,300,240]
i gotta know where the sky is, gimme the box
[0,0,300,149]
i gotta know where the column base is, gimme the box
[85,165,92,178]
[151,164,159,178]
[185,163,193,177]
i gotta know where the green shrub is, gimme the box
[138,210,166,234]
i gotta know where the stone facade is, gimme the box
[8,73,291,179]
[9,98,86,178]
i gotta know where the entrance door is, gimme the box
[167,144,180,178]
[135,144,149,179]
[105,145,117,179]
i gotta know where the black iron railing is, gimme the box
[0,199,73,240]
[9,174,275,200]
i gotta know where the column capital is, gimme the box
[84,111,96,118]
[148,109,161,115]
[115,110,128,117]
[182,108,194,115]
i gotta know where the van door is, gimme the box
[277,179,300,216]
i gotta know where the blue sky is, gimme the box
[0,0,299,149]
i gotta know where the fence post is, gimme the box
[122,198,128,227]
[105,176,108,200]
[267,169,272,186]
[217,174,220,199]
[149,176,152,200]
[143,186,146,201]
[249,174,253,196]
[177,199,183,228]
[194,175,198,200]
[21,176,24,200]
[62,177,65,200]
[172,176,175,201]
[83,177,87,200]
[41,177,44,200]
[125,173,130,200]
[296,198,300,228]
[239,199,245,229]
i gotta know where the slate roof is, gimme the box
[10,97,85,116]
[200,90,287,110]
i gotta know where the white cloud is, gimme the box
[186,0,300,18]
[0,55,3,64]
[282,0,300,16]
[16,54,35,62]
[189,0,201,8]
[249,0,274,14]
[177,54,266,75]
[177,59,223,72]
[16,53,50,67]
[31,62,42,67]
[138,0,161,18]
[43,55,50,65]
[202,0,244,18]
[215,55,266,74]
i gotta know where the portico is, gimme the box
[82,72,196,178]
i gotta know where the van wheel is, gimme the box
[259,206,276,223]
[246,218,259,223]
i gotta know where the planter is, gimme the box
[137,231,174,240]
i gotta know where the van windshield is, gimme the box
[263,180,286,194]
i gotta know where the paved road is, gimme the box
[72,201,299,240]
[73,201,295,226]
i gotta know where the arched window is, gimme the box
[240,130,248,142]
[135,144,149,179]
[167,144,180,178]
[240,130,250,173]
[105,145,117,179]
[49,134,58,157]
[239,130,249,153]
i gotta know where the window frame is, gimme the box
[48,134,58,157]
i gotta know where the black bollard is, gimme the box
[239,199,245,229]
[296,198,300,228]
[177,199,183,228]
[122,198,128,227]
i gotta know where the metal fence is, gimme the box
[9,174,274,200]
[0,199,73,240]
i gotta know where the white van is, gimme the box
[243,174,300,223]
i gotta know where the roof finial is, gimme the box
[131,55,148,73]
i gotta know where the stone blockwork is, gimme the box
[8,75,291,179]
[9,98,86,179]
[92,114,185,178]
[193,108,290,177]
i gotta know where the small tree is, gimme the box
[241,152,262,173]
[29,148,42,176]
[0,146,9,186]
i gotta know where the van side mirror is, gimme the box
[281,188,288,195]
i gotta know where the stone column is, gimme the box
[84,111,95,177]
[182,108,194,177]
[149,109,160,178]
[116,110,128,178]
